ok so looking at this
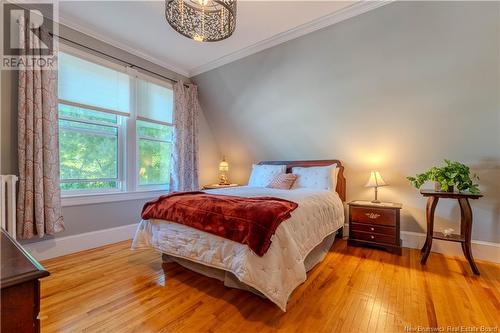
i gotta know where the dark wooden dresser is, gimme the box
[1,229,49,333]
[348,201,403,255]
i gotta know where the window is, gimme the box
[59,104,121,191]
[136,78,174,188]
[58,46,174,199]
[137,121,172,186]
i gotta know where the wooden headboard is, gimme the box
[257,160,346,201]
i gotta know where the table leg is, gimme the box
[421,196,438,265]
[421,237,428,253]
[458,198,480,275]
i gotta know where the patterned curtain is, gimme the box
[17,16,65,239]
[170,82,199,192]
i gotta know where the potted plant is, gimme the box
[407,160,480,194]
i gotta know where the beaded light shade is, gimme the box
[165,0,237,42]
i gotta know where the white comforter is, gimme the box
[131,186,345,311]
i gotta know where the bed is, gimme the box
[132,160,346,311]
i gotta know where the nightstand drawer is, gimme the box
[351,230,396,245]
[351,222,395,236]
[351,207,396,226]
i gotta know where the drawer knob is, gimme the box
[370,227,375,231]
[365,213,381,219]
[370,235,375,239]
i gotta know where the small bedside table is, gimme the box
[202,183,240,190]
[348,201,403,255]
[419,190,482,275]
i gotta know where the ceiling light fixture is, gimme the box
[165,0,236,42]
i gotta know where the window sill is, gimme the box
[61,190,169,207]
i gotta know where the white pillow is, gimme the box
[292,164,338,190]
[248,164,287,187]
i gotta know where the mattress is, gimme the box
[131,186,345,311]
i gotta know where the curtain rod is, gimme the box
[50,33,188,86]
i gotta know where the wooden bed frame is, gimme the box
[257,160,346,202]
[162,159,347,270]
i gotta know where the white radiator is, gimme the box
[1,175,18,239]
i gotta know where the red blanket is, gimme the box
[141,191,298,256]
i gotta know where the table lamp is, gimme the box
[218,157,230,185]
[365,171,387,203]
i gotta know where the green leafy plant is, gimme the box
[407,160,480,194]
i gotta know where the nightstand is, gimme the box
[202,183,240,190]
[348,201,402,255]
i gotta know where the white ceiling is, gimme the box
[58,1,380,77]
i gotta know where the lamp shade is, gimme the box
[219,160,229,172]
[165,0,237,42]
[365,171,387,188]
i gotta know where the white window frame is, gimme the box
[58,44,173,206]
[133,73,174,191]
[136,120,173,191]
[58,104,124,196]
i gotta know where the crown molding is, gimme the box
[7,0,190,77]
[9,0,392,79]
[57,15,191,78]
[189,0,393,77]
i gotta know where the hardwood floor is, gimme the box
[39,240,500,333]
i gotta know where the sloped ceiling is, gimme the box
[57,1,385,77]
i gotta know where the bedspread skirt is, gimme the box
[163,233,336,297]
[132,219,341,311]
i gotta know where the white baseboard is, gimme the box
[400,231,500,264]
[23,223,137,261]
[24,223,500,263]
[343,224,500,263]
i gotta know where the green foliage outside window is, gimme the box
[137,121,172,186]
[137,120,172,140]
[59,105,119,190]
[58,105,172,191]
[59,104,117,124]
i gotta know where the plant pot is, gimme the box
[434,182,454,192]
